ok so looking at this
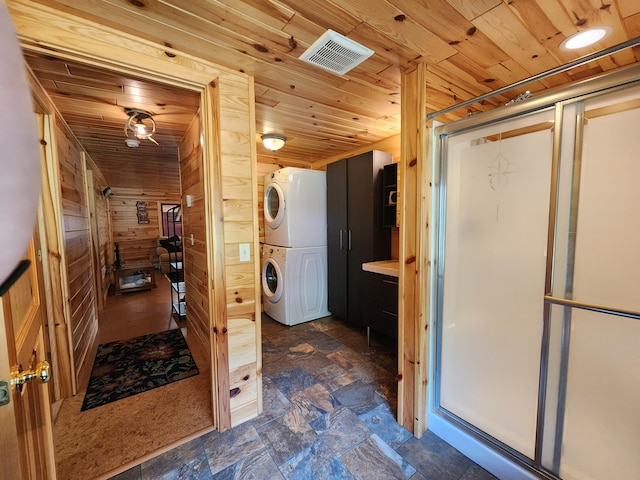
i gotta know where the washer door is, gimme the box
[262,257,283,302]
[264,182,285,229]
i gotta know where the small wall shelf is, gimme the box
[382,162,398,228]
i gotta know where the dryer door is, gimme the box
[262,257,283,302]
[264,182,285,229]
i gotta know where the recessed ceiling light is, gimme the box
[560,26,612,51]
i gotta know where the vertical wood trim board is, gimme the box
[415,67,431,437]
[248,78,263,417]
[34,110,74,401]
[202,83,228,430]
[399,64,430,434]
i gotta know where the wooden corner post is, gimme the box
[398,63,430,436]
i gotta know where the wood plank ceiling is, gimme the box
[18,0,640,174]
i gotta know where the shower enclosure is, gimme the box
[430,65,640,480]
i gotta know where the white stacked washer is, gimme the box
[262,167,330,325]
[261,244,330,325]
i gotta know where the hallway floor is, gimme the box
[109,315,498,480]
[53,277,213,480]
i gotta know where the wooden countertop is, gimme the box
[362,260,399,278]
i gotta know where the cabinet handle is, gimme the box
[339,230,343,250]
[348,230,352,250]
[382,279,398,286]
[382,310,398,317]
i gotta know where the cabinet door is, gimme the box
[346,154,376,325]
[326,160,348,319]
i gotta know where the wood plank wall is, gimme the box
[53,116,97,384]
[178,115,210,353]
[110,197,161,264]
[217,78,261,427]
[109,187,181,265]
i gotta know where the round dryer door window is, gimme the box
[264,182,285,229]
[262,259,283,302]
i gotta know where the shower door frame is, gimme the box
[429,63,640,480]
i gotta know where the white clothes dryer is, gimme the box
[264,167,327,247]
[261,243,331,326]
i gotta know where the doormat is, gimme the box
[81,329,199,411]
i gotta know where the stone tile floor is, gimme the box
[110,316,498,480]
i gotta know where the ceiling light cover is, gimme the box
[262,133,286,151]
[560,26,612,51]
[299,29,374,75]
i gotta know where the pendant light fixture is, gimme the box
[124,108,158,145]
[261,133,286,151]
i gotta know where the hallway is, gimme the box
[53,277,213,480]
[108,316,498,479]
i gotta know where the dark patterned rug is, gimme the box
[81,329,199,411]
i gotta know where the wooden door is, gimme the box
[0,237,56,479]
[326,159,348,320]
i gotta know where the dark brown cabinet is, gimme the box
[363,271,398,340]
[326,150,391,327]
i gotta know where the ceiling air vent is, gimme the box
[299,29,374,75]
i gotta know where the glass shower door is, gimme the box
[543,85,640,480]
[436,108,555,460]
[435,80,640,479]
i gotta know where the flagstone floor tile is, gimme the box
[331,379,386,415]
[310,406,371,456]
[211,448,282,480]
[140,437,211,480]
[269,366,318,396]
[279,439,355,480]
[340,434,416,480]
[359,403,413,450]
[255,409,318,465]
[109,315,498,480]
[201,423,265,475]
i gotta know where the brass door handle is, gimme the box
[11,361,51,392]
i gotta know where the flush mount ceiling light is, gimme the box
[124,108,158,145]
[299,29,374,75]
[560,26,612,51]
[261,133,286,151]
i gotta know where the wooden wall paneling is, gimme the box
[179,113,211,361]
[110,197,164,263]
[216,73,262,427]
[53,113,99,390]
